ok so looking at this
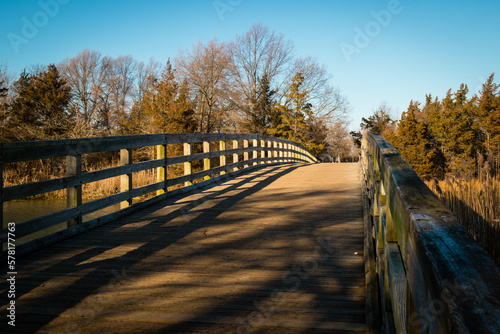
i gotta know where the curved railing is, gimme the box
[361,132,500,333]
[1,133,317,255]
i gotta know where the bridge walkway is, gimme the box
[3,163,367,333]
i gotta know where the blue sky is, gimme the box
[1,0,499,130]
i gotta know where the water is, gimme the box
[3,199,122,247]
[4,199,68,225]
[3,199,121,225]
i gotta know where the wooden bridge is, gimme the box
[1,133,500,333]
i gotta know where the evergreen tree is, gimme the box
[270,72,325,155]
[130,61,197,134]
[173,81,197,133]
[443,85,481,171]
[271,73,310,141]
[248,74,276,134]
[478,73,500,152]
[0,73,9,141]
[395,101,445,179]
[360,106,393,134]
[350,131,362,148]
[8,65,72,140]
[0,80,6,99]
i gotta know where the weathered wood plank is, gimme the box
[2,133,317,164]
[385,242,407,333]
[2,133,317,253]
[3,159,166,201]
[362,132,500,333]
[1,163,365,333]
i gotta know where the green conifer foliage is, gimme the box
[131,61,197,135]
[247,74,276,134]
[478,73,500,152]
[270,72,321,154]
[8,65,72,140]
[395,101,446,179]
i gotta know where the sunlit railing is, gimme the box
[361,131,500,333]
[1,133,317,255]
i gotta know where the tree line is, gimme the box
[354,74,500,179]
[0,24,355,161]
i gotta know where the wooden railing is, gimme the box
[361,132,500,333]
[1,133,317,255]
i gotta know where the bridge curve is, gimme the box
[362,132,500,333]
[3,132,500,333]
[2,163,367,333]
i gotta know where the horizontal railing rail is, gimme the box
[361,132,500,333]
[1,133,318,255]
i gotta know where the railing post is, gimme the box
[273,141,278,163]
[267,140,272,163]
[120,149,133,209]
[278,142,283,162]
[156,142,167,195]
[232,140,239,172]
[219,140,226,174]
[243,139,249,168]
[260,140,265,164]
[184,142,192,186]
[203,141,211,180]
[66,154,82,226]
[253,139,258,165]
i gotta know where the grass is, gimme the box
[3,145,210,202]
[2,150,181,201]
[426,175,500,265]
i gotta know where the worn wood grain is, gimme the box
[1,163,366,333]
[1,134,317,248]
[362,132,500,333]
[1,133,316,163]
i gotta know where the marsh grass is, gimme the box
[427,175,500,265]
[3,150,180,200]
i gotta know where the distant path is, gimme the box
[3,163,366,333]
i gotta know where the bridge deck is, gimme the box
[3,163,366,333]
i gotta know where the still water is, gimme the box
[4,199,120,225]
[3,200,121,247]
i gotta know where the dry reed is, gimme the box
[426,176,500,265]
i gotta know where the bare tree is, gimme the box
[135,58,162,101]
[58,50,108,136]
[105,55,137,134]
[175,38,231,132]
[0,63,13,104]
[229,23,295,122]
[326,122,358,162]
[0,62,13,139]
[286,57,350,125]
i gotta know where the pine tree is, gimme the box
[0,73,9,141]
[8,65,72,140]
[130,61,197,134]
[423,85,482,172]
[478,73,500,152]
[248,74,276,134]
[269,72,326,155]
[360,106,393,134]
[0,80,6,99]
[271,73,310,141]
[395,101,445,179]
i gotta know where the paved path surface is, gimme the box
[2,163,366,333]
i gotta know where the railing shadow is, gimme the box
[3,164,334,333]
[441,195,500,266]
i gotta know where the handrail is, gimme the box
[361,132,500,333]
[1,133,318,255]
